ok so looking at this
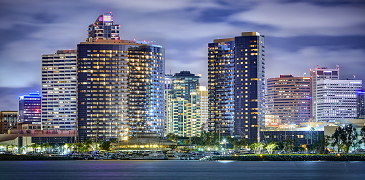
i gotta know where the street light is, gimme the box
[222,139,227,156]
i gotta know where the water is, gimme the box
[0,160,364,180]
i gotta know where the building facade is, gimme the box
[77,39,165,142]
[164,74,173,135]
[266,75,312,126]
[310,67,339,121]
[316,80,362,122]
[166,71,201,137]
[357,90,365,118]
[41,50,77,130]
[0,111,18,134]
[199,86,209,132]
[19,92,41,123]
[87,12,120,42]
[208,32,265,141]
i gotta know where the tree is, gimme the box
[313,135,330,154]
[332,124,358,154]
[31,143,38,153]
[266,142,278,154]
[43,143,51,153]
[235,139,247,150]
[166,133,179,142]
[100,141,111,151]
[360,126,365,145]
[283,139,294,153]
[250,142,265,154]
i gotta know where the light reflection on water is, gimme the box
[0,160,364,180]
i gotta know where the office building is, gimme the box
[316,80,362,121]
[19,92,41,123]
[208,32,265,141]
[0,111,18,134]
[310,66,339,121]
[77,39,165,142]
[41,50,77,130]
[166,71,201,137]
[266,75,311,126]
[357,90,365,118]
[87,12,120,42]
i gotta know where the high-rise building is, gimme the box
[166,71,201,137]
[77,39,165,142]
[310,66,339,121]
[266,75,312,126]
[87,12,120,42]
[164,74,173,135]
[316,80,362,121]
[357,90,365,118]
[19,92,41,123]
[199,86,209,132]
[41,50,77,130]
[0,111,18,134]
[208,32,265,141]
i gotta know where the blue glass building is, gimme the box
[208,32,265,141]
[19,92,41,123]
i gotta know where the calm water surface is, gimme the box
[0,160,364,180]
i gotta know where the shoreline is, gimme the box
[200,154,365,161]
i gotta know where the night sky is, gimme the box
[1,0,365,111]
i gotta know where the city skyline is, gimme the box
[1,0,365,111]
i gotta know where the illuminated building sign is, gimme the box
[99,14,113,22]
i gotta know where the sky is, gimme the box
[0,0,365,111]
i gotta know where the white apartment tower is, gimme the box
[41,50,77,130]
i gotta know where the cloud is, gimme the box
[90,0,221,12]
[266,46,365,80]
[230,2,365,37]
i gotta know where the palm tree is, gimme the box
[43,143,51,153]
[283,139,294,153]
[31,143,38,153]
[266,142,278,154]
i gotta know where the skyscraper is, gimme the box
[41,50,77,130]
[316,80,362,121]
[266,75,311,126]
[19,92,41,123]
[164,74,173,135]
[87,12,120,42]
[77,39,165,142]
[310,66,339,121]
[208,32,265,141]
[166,71,201,137]
[199,86,209,132]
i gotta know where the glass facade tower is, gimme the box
[166,71,201,137]
[77,40,165,142]
[41,50,77,130]
[19,92,41,123]
[208,32,265,141]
